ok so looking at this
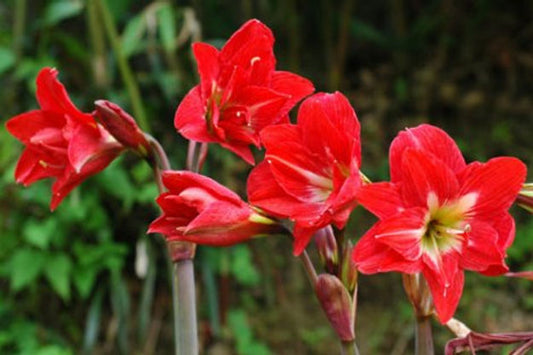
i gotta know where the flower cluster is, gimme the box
[6,18,529,342]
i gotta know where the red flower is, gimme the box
[175,19,314,164]
[247,92,362,255]
[5,68,123,210]
[352,124,527,323]
[148,171,280,245]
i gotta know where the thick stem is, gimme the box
[172,259,199,355]
[415,316,434,355]
[340,340,361,355]
[186,140,208,173]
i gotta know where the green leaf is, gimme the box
[121,13,147,57]
[231,246,260,286]
[0,47,15,75]
[43,254,72,301]
[72,266,98,298]
[23,219,57,249]
[8,249,46,291]
[157,3,176,52]
[43,0,84,26]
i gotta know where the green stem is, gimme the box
[341,340,360,355]
[87,0,109,88]
[172,259,199,355]
[299,250,318,285]
[12,0,26,59]
[415,316,434,355]
[95,0,150,131]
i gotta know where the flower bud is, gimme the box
[314,225,338,273]
[517,183,533,213]
[340,241,358,293]
[315,274,355,341]
[94,100,151,157]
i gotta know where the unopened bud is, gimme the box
[315,274,355,341]
[517,183,533,213]
[94,100,151,156]
[340,241,358,293]
[314,225,338,273]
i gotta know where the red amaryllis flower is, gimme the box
[148,171,280,245]
[247,92,362,255]
[5,67,123,210]
[175,19,314,164]
[352,124,527,323]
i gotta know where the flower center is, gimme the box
[420,192,477,256]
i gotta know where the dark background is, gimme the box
[0,0,532,354]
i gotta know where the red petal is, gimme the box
[219,20,275,86]
[219,141,256,165]
[460,220,506,274]
[493,212,515,250]
[390,124,466,182]
[247,161,325,219]
[357,182,404,219]
[298,92,361,167]
[400,148,459,208]
[292,224,319,256]
[192,42,220,98]
[422,258,464,323]
[459,157,527,220]
[6,110,65,143]
[68,124,122,173]
[162,170,245,205]
[371,207,427,260]
[174,86,215,143]
[185,201,251,237]
[231,85,289,132]
[261,125,334,203]
[14,148,63,185]
[270,70,315,113]
[352,223,422,274]
[35,67,93,125]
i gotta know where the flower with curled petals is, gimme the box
[247,92,362,255]
[5,67,123,210]
[148,171,280,245]
[175,19,314,164]
[352,124,527,323]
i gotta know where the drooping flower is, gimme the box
[148,171,280,245]
[352,124,527,323]
[175,19,315,164]
[5,67,123,210]
[247,92,362,255]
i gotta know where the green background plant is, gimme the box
[0,0,532,354]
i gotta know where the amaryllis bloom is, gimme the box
[248,92,362,255]
[352,124,527,323]
[5,68,123,210]
[148,171,280,245]
[175,19,315,164]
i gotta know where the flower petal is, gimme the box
[422,258,464,323]
[352,224,422,274]
[192,42,220,98]
[459,157,527,220]
[36,67,93,125]
[174,86,214,143]
[400,148,459,208]
[6,110,65,143]
[356,182,404,220]
[460,220,507,275]
[270,70,315,114]
[390,124,466,182]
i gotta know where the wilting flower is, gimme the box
[248,92,362,255]
[175,19,314,164]
[5,67,123,210]
[148,171,280,245]
[352,124,527,323]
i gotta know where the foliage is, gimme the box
[0,0,531,354]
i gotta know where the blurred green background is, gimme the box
[0,0,532,354]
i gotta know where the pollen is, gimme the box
[39,160,48,168]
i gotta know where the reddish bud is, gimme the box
[94,100,151,156]
[340,241,358,293]
[314,226,338,273]
[505,271,533,281]
[315,274,355,341]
